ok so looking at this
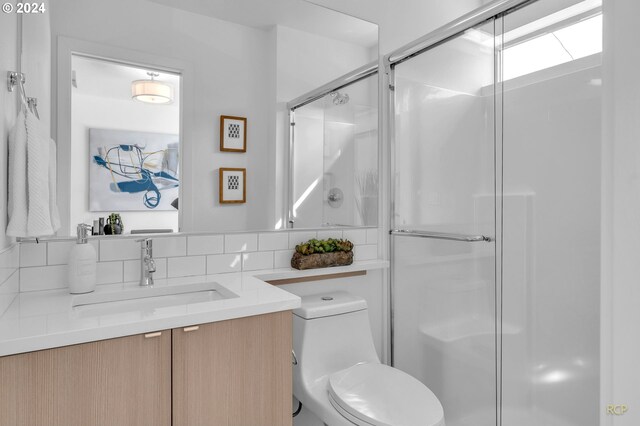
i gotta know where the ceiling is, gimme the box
[147,0,378,48]
[72,55,181,104]
[303,0,379,26]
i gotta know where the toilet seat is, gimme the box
[328,363,445,426]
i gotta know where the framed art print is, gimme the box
[89,128,180,211]
[219,168,246,204]
[220,115,247,152]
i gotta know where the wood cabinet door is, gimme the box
[172,311,293,426]
[0,331,171,426]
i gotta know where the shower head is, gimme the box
[330,91,350,106]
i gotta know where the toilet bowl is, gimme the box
[292,291,445,426]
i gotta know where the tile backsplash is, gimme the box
[17,228,380,292]
[0,245,19,315]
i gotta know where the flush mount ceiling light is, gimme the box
[131,72,173,104]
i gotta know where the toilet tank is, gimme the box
[293,292,380,386]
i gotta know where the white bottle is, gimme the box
[68,224,97,294]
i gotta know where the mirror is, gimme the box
[288,67,379,228]
[52,0,378,237]
[70,56,181,235]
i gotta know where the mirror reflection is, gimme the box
[51,0,378,237]
[289,68,378,228]
[70,56,181,235]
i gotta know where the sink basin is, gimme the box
[71,282,237,317]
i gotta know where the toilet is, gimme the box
[292,291,445,426]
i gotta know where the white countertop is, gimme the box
[0,260,388,357]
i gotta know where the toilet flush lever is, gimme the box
[292,350,298,365]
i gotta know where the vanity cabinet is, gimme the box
[0,330,172,426]
[172,310,293,426]
[0,310,292,426]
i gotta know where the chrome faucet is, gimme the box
[138,238,156,286]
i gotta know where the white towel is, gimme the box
[25,107,53,236]
[6,107,28,237]
[6,106,61,238]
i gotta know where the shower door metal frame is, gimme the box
[384,1,536,425]
[285,62,379,229]
[384,0,537,68]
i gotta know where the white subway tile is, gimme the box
[0,270,18,294]
[366,228,379,245]
[48,240,99,265]
[0,245,19,284]
[343,229,367,245]
[168,256,206,278]
[153,237,187,258]
[155,258,168,280]
[206,254,241,274]
[258,233,289,251]
[188,235,224,256]
[0,245,18,269]
[242,252,274,271]
[96,261,123,285]
[47,241,73,265]
[225,233,257,253]
[0,270,19,314]
[20,243,47,267]
[288,231,317,249]
[354,244,378,261]
[316,230,343,240]
[123,258,167,282]
[21,265,68,291]
[274,250,293,269]
[100,239,139,261]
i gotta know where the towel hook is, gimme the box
[27,97,40,119]
[7,71,25,93]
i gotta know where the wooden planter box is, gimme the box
[291,251,354,270]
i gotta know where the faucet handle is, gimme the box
[136,238,153,248]
[146,257,157,273]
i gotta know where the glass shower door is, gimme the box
[498,1,602,424]
[391,20,498,426]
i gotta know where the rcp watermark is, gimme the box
[2,2,46,13]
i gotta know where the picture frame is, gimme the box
[219,168,246,204]
[220,115,247,152]
[89,128,180,211]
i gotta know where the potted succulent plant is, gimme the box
[291,238,354,270]
[104,213,123,235]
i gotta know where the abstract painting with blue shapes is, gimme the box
[89,128,179,211]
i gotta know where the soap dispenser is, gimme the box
[68,223,97,294]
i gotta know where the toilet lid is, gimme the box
[328,363,444,426]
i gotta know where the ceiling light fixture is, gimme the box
[131,72,173,104]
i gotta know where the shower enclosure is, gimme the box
[288,64,379,229]
[388,0,601,425]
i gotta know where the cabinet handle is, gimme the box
[144,332,162,339]
[183,326,199,332]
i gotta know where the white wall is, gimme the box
[50,0,273,234]
[501,65,601,425]
[378,0,484,55]
[601,0,640,424]
[71,93,180,233]
[0,12,19,251]
[21,0,51,134]
[275,25,373,103]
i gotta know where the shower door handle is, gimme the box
[390,229,491,242]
